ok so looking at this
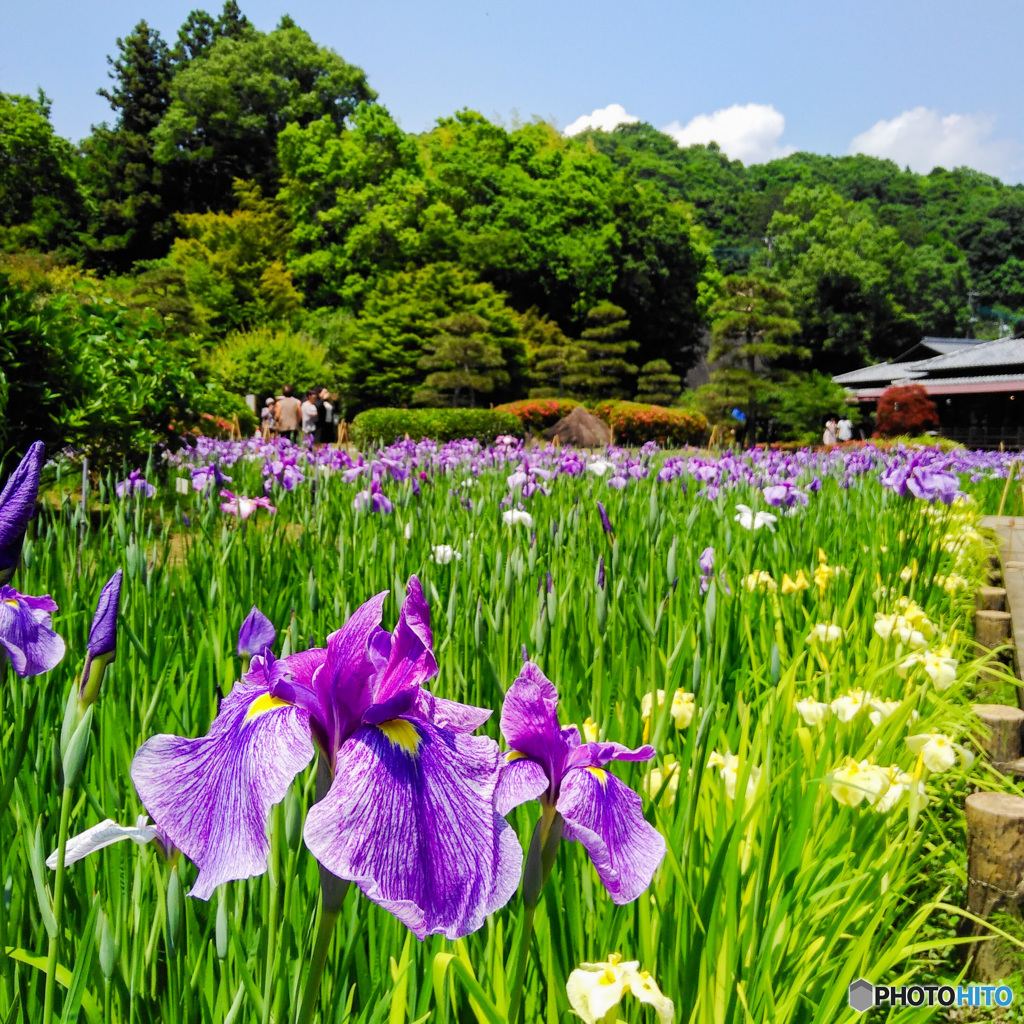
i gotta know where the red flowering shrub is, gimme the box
[494,398,581,431]
[873,385,939,437]
[592,401,708,447]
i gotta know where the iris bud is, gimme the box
[80,570,122,707]
[0,442,44,585]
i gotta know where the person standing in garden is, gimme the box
[275,385,301,442]
[260,398,276,438]
[318,387,335,445]
[823,416,838,447]
[301,389,320,443]
[837,414,853,442]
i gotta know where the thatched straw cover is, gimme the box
[544,405,612,447]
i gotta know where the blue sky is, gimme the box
[4,0,1023,181]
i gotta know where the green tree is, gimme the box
[520,306,581,398]
[696,275,804,434]
[336,263,525,412]
[166,179,302,331]
[81,19,178,270]
[205,326,330,400]
[153,22,375,211]
[414,313,509,407]
[0,269,234,461]
[563,302,639,400]
[765,185,920,370]
[0,92,87,254]
[636,359,681,405]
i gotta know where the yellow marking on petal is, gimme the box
[587,766,608,785]
[245,694,292,721]
[3,598,18,607]
[599,970,617,985]
[506,750,527,762]
[379,718,421,754]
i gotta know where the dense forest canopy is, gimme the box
[1,2,1022,455]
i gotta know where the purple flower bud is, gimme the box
[546,571,553,594]
[597,555,605,590]
[699,546,715,576]
[596,501,613,535]
[237,606,276,660]
[80,570,123,705]
[0,441,45,584]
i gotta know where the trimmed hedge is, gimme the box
[350,408,524,447]
[592,401,708,447]
[494,398,581,432]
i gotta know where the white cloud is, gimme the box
[563,103,639,136]
[849,107,1016,178]
[661,103,795,164]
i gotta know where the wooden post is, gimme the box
[978,586,1008,611]
[997,460,1018,518]
[976,609,1012,649]
[966,792,1024,980]
[973,704,1024,764]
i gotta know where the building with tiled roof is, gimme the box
[833,338,1024,448]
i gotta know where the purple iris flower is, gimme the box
[191,465,231,492]
[762,483,809,509]
[596,501,613,535]
[0,441,44,584]
[353,480,394,514]
[495,663,665,904]
[237,605,275,660]
[115,469,156,499]
[130,578,520,938]
[80,570,122,705]
[698,546,715,595]
[0,586,65,677]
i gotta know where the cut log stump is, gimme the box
[966,791,1024,981]
[976,609,1012,649]
[973,704,1024,764]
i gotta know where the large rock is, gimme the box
[543,405,612,447]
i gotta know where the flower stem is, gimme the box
[506,904,536,1024]
[42,784,73,1024]
[294,902,341,1024]
[506,805,563,1023]
[262,807,281,1024]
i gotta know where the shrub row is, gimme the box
[494,398,581,432]
[592,401,709,447]
[350,408,524,447]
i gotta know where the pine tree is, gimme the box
[700,275,805,437]
[173,10,218,64]
[414,313,509,407]
[520,307,581,398]
[83,20,178,270]
[636,360,681,405]
[562,302,639,401]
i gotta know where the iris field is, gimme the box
[1,436,1022,1024]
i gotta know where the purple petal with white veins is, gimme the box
[365,576,437,719]
[0,587,65,677]
[0,442,44,578]
[237,605,276,659]
[275,592,386,752]
[131,681,314,900]
[413,689,493,733]
[557,766,666,904]
[499,663,577,783]
[494,755,550,815]
[304,717,521,939]
[566,741,657,771]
